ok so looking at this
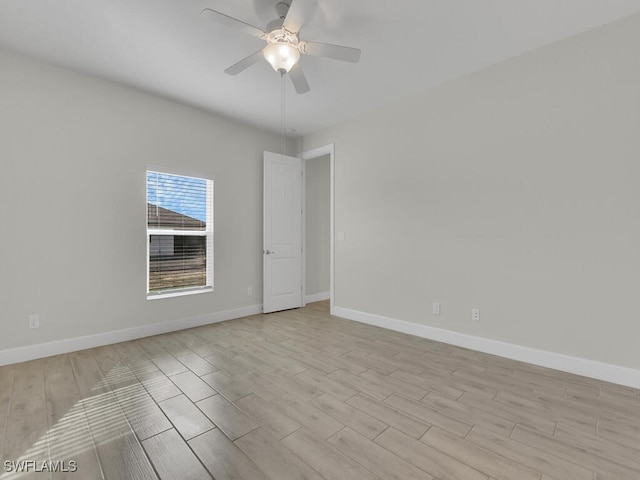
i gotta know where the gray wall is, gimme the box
[305,154,330,297]
[302,13,640,369]
[0,49,288,351]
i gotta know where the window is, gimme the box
[146,169,213,298]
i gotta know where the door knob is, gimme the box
[264,249,276,255]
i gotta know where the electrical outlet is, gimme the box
[29,314,40,329]
[472,308,480,321]
[247,287,253,296]
[432,303,440,315]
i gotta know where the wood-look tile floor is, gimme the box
[1,301,639,479]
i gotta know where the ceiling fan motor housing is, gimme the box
[266,18,284,32]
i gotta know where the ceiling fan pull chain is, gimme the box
[281,71,286,154]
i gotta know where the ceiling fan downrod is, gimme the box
[275,2,290,20]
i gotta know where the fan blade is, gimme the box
[282,0,317,34]
[289,64,310,94]
[201,8,265,38]
[225,50,264,75]
[301,41,361,63]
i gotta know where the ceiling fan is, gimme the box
[201,0,361,94]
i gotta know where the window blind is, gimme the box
[146,170,213,296]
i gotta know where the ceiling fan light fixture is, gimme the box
[263,42,300,73]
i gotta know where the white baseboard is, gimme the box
[333,306,640,390]
[305,291,330,304]
[0,304,262,367]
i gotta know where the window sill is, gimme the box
[147,286,213,301]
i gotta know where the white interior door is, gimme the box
[263,151,303,313]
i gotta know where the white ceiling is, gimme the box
[2,0,640,136]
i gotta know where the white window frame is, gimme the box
[146,166,214,300]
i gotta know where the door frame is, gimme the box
[301,143,335,314]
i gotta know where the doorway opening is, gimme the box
[302,144,335,314]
